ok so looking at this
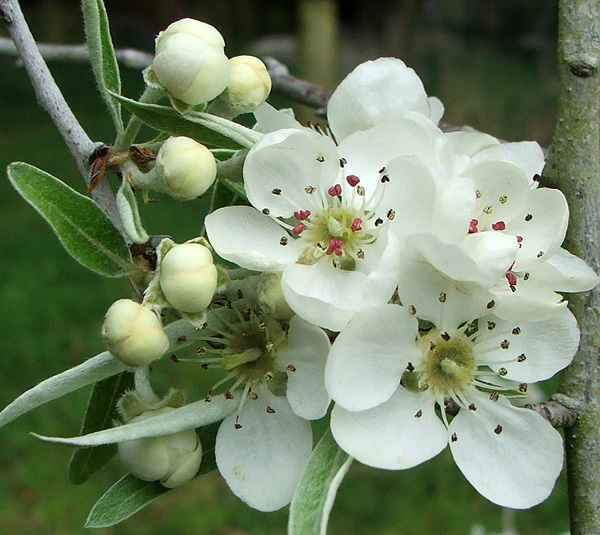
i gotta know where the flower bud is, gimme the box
[118,407,202,488]
[102,299,169,367]
[156,137,217,200]
[152,18,230,105]
[212,55,272,116]
[160,243,218,313]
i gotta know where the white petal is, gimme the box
[460,231,518,279]
[472,141,545,186]
[509,188,569,271]
[205,206,300,271]
[430,176,476,244]
[397,234,495,329]
[276,315,331,420]
[215,386,312,512]
[325,304,419,412]
[428,96,445,125]
[473,307,579,382]
[281,262,372,331]
[331,387,447,469]
[445,131,500,157]
[327,58,430,141]
[449,395,564,508]
[491,276,567,323]
[253,102,303,133]
[244,128,340,218]
[533,247,600,292]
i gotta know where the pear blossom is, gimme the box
[182,299,330,511]
[325,235,579,508]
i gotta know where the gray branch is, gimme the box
[544,1,600,534]
[0,4,124,236]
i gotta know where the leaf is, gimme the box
[7,162,133,277]
[82,0,123,133]
[68,372,135,484]
[288,428,353,535]
[110,93,262,150]
[85,422,220,528]
[116,179,149,244]
[0,319,200,429]
[34,393,237,446]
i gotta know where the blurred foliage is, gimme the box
[0,1,564,533]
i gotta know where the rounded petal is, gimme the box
[428,96,445,125]
[331,387,447,469]
[509,188,569,271]
[205,206,300,271]
[397,234,495,329]
[533,247,600,292]
[472,141,545,186]
[325,304,420,411]
[473,307,579,382]
[244,128,340,217]
[449,395,564,508]
[430,176,476,244]
[445,131,500,158]
[276,315,331,419]
[460,231,518,279]
[215,386,312,511]
[327,58,431,141]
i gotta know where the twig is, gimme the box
[0,3,125,236]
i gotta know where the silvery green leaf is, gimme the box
[68,372,135,484]
[7,162,134,277]
[109,92,262,149]
[116,179,149,244]
[81,0,123,133]
[84,422,219,528]
[34,394,237,446]
[288,428,353,535]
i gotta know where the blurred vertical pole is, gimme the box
[549,1,600,534]
[298,0,339,119]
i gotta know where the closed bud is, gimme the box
[102,299,169,367]
[156,137,217,200]
[210,55,272,117]
[118,407,202,488]
[152,18,230,105]
[160,243,218,313]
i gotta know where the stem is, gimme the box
[546,1,600,533]
[134,368,159,404]
[0,0,124,236]
[113,85,164,153]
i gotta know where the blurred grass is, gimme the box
[0,26,567,535]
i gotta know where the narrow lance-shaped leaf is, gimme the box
[33,393,237,446]
[0,319,200,429]
[68,371,135,485]
[288,428,353,535]
[85,422,220,528]
[7,162,133,277]
[82,0,123,133]
[110,92,262,150]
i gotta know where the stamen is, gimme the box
[328,184,342,197]
[346,174,360,187]
[468,219,478,234]
[491,221,506,231]
[326,238,344,256]
[233,380,252,429]
[506,272,517,288]
[351,218,363,232]
[292,223,306,236]
[294,210,311,221]
[525,214,533,222]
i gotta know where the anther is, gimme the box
[498,195,508,204]
[271,188,282,195]
[429,341,437,351]
[523,272,530,281]
[500,339,510,349]
[262,208,270,215]
[406,362,415,372]
[234,422,243,429]
[237,289,244,299]
[328,184,342,197]
[356,186,366,196]
[525,214,533,222]
[506,272,517,288]
[339,157,347,168]
[498,367,508,376]
[486,300,496,309]
[379,166,386,174]
[346,174,360,187]
[414,409,423,418]
[177,335,187,343]
[512,327,521,335]
[487,321,496,330]
[519,383,528,392]
[490,392,499,402]
[374,218,384,227]
[517,354,526,362]
[468,219,478,234]
[483,205,493,215]
[280,236,288,246]
[439,292,447,303]
[196,347,207,355]
[380,174,390,183]
[292,223,306,235]
[537,251,544,258]
[170,354,179,363]
[492,221,506,231]
[250,392,258,400]
[264,371,274,381]
[533,174,541,183]
[494,424,503,435]
[224,390,234,399]
[387,209,396,221]
[451,433,458,442]
[266,406,276,414]
[305,186,316,194]
[408,305,417,315]
[357,249,365,259]
[475,190,482,199]
[441,332,451,341]
[468,403,477,411]
[294,210,311,220]
[204,394,212,402]
[316,155,325,163]
[351,218,363,232]
[287,364,297,372]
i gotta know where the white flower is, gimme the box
[152,18,230,105]
[101,299,169,367]
[187,300,330,511]
[325,236,579,508]
[118,407,202,488]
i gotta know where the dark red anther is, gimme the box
[351,218,363,232]
[292,223,306,236]
[293,210,311,221]
[346,174,360,187]
[492,221,506,231]
[468,219,478,234]
[326,238,344,256]
[506,272,518,286]
[328,184,342,197]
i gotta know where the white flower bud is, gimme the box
[160,243,218,313]
[102,299,169,367]
[212,55,272,116]
[152,18,230,105]
[156,137,217,200]
[118,407,202,488]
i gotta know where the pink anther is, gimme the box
[346,174,360,187]
[468,219,479,234]
[292,223,306,236]
[328,184,342,197]
[293,210,311,221]
[351,218,363,232]
[492,221,506,231]
[326,238,344,256]
[506,272,518,286]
